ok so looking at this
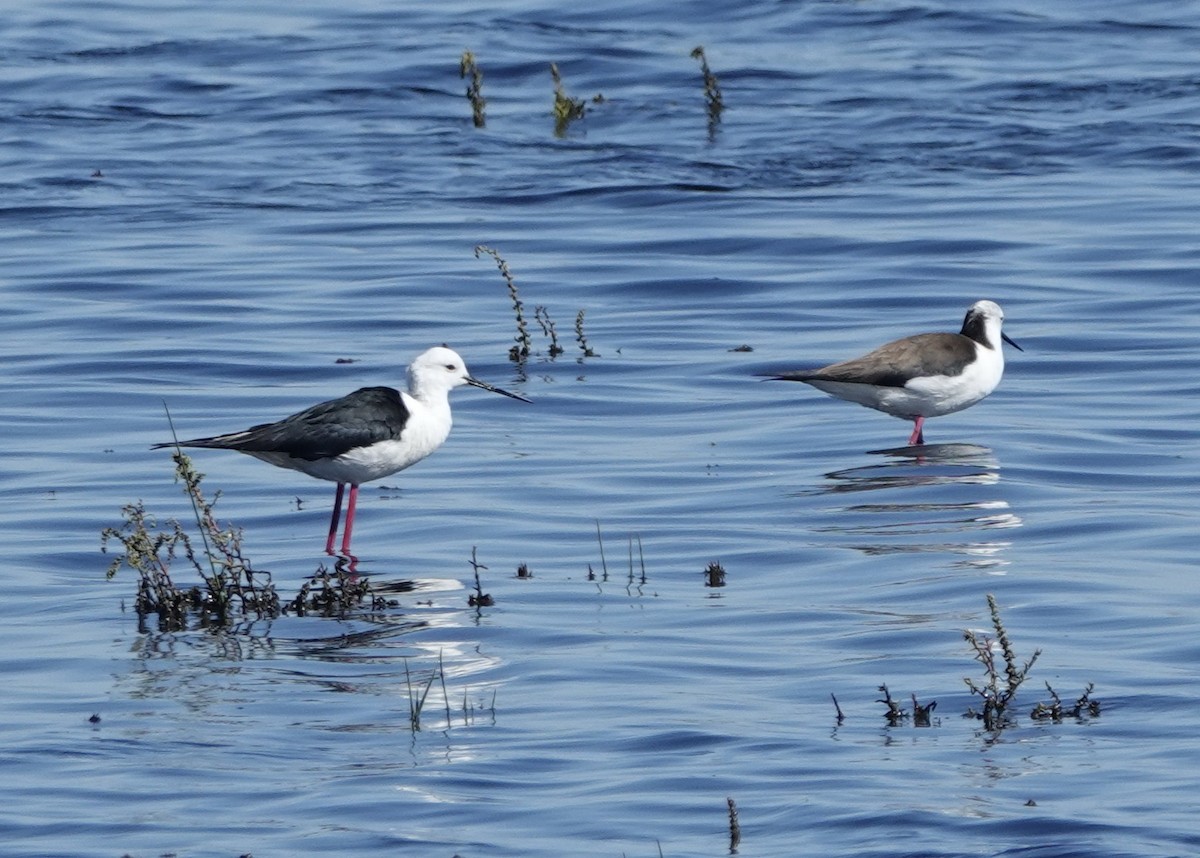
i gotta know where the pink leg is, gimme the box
[907,417,925,446]
[325,482,345,555]
[339,484,360,556]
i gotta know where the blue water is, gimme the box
[2,1,1199,856]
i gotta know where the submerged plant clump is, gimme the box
[288,564,392,616]
[704,561,726,588]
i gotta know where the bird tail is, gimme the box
[151,429,258,451]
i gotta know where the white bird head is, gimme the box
[963,300,1021,353]
[407,346,531,402]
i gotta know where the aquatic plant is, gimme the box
[875,683,937,727]
[287,562,390,617]
[704,561,726,587]
[405,657,439,731]
[830,693,845,726]
[690,45,724,136]
[460,686,498,727]
[474,244,531,360]
[459,50,486,128]
[534,305,565,356]
[877,683,907,726]
[628,533,647,588]
[963,593,1040,730]
[575,309,596,357]
[726,797,741,853]
[911,694,938,727]
[102,444,279,631]
[475,245,598,363]
[467,546,493,607]
[550,62,588,136]
[588,520,609,582]
[1030,682,1100,722]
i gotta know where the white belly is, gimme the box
[808,347,1005,420]
[248,415,452,485]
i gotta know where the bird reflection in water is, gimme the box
[804,443,1022,571]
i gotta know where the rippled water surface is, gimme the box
[3,2,1200,856]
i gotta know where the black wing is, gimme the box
[157,386,411,461]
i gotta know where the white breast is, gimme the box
[250,394,453,485]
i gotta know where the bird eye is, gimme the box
[445,364,457,371]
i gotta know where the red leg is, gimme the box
[340,484,360,556]
[325,482,345,555]
[907,417,925,446]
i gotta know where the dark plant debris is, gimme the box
[1030,682,1101,722]
[963,593,1041,730]
[475,245,598,363]
[534,306,565,356]
[867,596,1096,732]
[468,546,493,607]
[690,45,724,137]
[877,683,907,726]
[911,694,938,727]
[726,796,741,854]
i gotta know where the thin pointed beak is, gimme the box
[467,376,531,402]
[1002,332,1023,352]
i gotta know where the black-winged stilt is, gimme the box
[155,346,530,555]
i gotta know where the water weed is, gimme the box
[459,50,486,128]
[475,245,598,363]
[726,797,741,853]
[534,305,565,356]
[467,546,494,607]
[575,309,597,357]
[703,561,726,588]
[550,62,588,136]
[690,45,724,137]
[963,593,1041,730]
[102,444,278,631]
[474,244,531,360]
[1030,682,1101,722]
